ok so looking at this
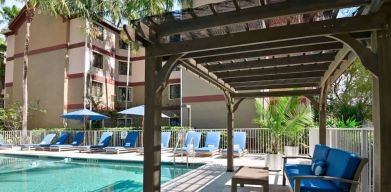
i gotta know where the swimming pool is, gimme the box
[0,155,202,192]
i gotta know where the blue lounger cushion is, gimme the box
[195,132,220,153]
[79,132,113,149]
[105,132,138,150]
[222,148,243,153]
[175,147,193,152]
[222,132,246,154]
[51,132,84,148]
[20,134,56,147]
[326,148,361,191]
[195,146,216,153]
[51,144,73,148]
[161,132,171,148]
[0,144,13,147]
[39,133,69,147]
[184,131,202,148]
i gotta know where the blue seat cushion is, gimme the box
[326,148,361,191]
[312,144,330,162]
[285,164,344,192]
[297,179,346,192]
[285,164,313,178]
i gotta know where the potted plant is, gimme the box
[254,96,313,170]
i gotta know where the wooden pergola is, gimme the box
[124,0,391,191]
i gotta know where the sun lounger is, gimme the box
[35,133,69,151]
[105,132,139,154]
[162,132,171,151]
[0,138,14,149]
[19,133,57,151]
[173,131,201,156]
[78,132,113,153]
[195,132,221,157]
[222,132,247,157]
[138,132,171,154]
[50,132,84,152]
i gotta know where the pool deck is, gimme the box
[0,148,298,192]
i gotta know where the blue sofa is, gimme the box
[283,144,368,192]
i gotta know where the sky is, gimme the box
[0,0,23,39]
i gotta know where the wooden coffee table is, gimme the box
[231,166,269,192]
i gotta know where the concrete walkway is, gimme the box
[0,148,292,191]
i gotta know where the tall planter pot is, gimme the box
[284,146,300,156]
[266,153,283,171]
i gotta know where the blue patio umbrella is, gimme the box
[61,109,110,121]
[118,105,169,118]
[61,109,110,132]
[119,105,170,147]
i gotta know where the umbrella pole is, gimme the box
[83,116,87,145]
[141,117,144,148]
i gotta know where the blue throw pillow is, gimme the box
[311,160,327,176]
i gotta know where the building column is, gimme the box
[143,53,163,192]
[373,23,391,192]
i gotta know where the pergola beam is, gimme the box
[224,71,325,83]
[180,59,235,93]
[124,22,157,45]
[329,52,357,84]
[149,12,386,57]
[319,45,351,86]
[156,0,370,36]
[215,63,329,79]
[197,43,341,64]
[232,89,321,98]
[206,53,336,72]
[185,37,338,59]
[234,82,319,90]
[331,34,378,76]
[230,77,320,87]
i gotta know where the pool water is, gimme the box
[0,155,201,192]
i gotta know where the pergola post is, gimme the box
[372,20,391,192]
[319,82,329,145]
[225,92,235,172]
[144,53,163,192]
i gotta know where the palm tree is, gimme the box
[0,5,21,25]
[17,0,68,136]
[254,96,314,154]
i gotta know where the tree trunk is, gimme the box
[22,9,34,136]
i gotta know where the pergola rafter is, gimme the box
[156,0,371,36]
[123,0,391,191]
[147,12,385,56]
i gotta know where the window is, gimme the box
[93,52,103,69]
[118,61,132,76]
[94,24,104,41]
[117,87,133,102]
[117,118,133,127]
[92,81,103,97]
[119,39,128,50]
[169,84,180,100]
